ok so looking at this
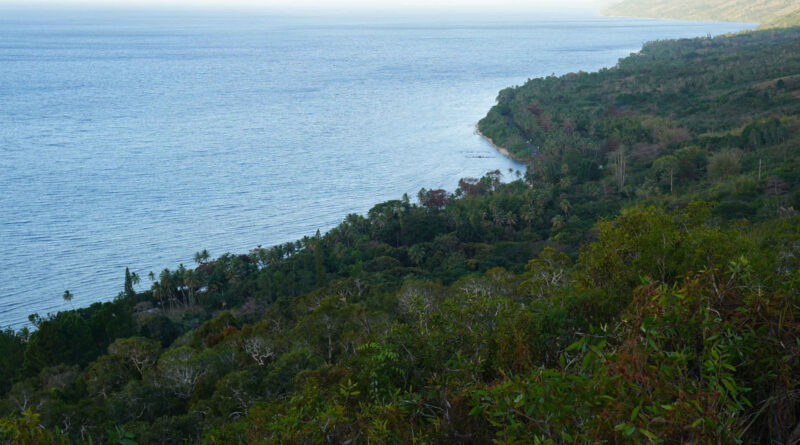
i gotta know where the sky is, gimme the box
[0,0,610,14]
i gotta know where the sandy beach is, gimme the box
[475,125,526,163]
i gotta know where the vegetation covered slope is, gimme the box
[1,27,800,445]
[478,27,800,231]
[604,0,800,28]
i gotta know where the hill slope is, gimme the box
[1,26,800,445]
[604,0,800,27]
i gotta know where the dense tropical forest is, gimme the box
[1,25,800,445]
[605,0,800,28]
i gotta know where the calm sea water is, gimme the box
[0,10,752,328]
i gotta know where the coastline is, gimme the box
[475,125,527,164]
[1,16,754,329]
[602,12,759,28]
[599,8,762,28]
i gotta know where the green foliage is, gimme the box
[2,25,800,445]
[23,312,96,376]
[0,409,71,445]
[6,204,800,443]
[0,329,26,396]
[708,148,742,180]
[108,337,161,377]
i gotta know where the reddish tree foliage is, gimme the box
[604,135,622,153]
[526,103,542,115]
[539,115,553,131]
[604,105,623,117]
[561,118,576,134]
[766,176,789,195]
[457,178,482,197]
[632,142,663,162]
[418,188,450,209]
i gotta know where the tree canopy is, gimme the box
[2,26,800,445]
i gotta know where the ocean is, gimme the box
[0,9,752,328]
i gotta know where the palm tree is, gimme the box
[62,290,74,309]
[184,269,200,306]
[159,269,176,310]
[124,267,141,298]
[152,282,165,310]
[559,199,571,215]
[408,245,426,266]
[194,249,210,265]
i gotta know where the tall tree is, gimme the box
[124,267,140,298]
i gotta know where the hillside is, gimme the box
[1,27,800,445]
[604,0,800,28]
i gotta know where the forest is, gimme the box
[1,26,800,444]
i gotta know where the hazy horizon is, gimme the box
[0,0,611,15]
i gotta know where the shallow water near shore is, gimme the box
[0,10,753,328]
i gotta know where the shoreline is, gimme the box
[599,10,761,28]
[475,125,527,164]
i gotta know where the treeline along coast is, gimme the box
[2,20,800,445]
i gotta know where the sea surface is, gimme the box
[0,9,753,328]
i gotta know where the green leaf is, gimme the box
[722,379,737,393]
[630,404,641,422]
[566,339,584,352]
[468,406,484,416]
[723,363,736,371]
[639,428,658,440]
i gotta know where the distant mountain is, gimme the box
[604,0,800,27]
